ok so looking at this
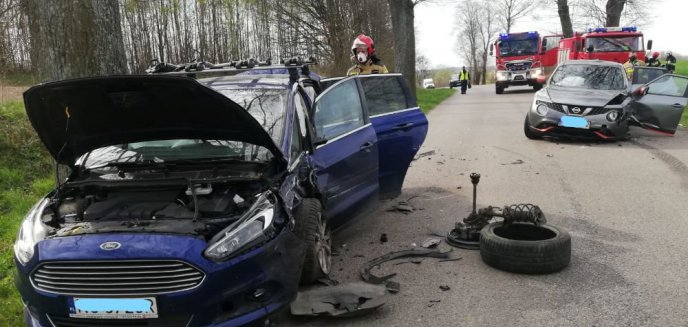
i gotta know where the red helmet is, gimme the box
[351,34,375,56]
[652,51,660,58]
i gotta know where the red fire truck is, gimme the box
[556,26,652,64]
[491,32,562,94]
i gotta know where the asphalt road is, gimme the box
[279,84,688,326]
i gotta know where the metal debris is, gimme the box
[413,150,436,160]
[290,282,388,317]
[439,285,451,291]
[421,237,442,249]
[360,248,450,292]
[439,257,463,263]
[380,233,388,243]
[502,159,524,165]
[386,201,414,214]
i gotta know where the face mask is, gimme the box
[357,52,368,63]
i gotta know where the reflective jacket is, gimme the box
[459,70,470,81]
[346,63,389,76]
[623,59,645,79]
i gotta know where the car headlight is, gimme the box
[530,68,543,77]
[536,103,549,116]
[204,192,277,261]
[496,71,508,81]
[14,198,51,266]
[606,110,620,122]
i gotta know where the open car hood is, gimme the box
[546,87,625,107]
[23,76,285,165]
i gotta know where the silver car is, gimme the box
[525,60,688,140]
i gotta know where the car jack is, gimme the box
[446,172,547,249]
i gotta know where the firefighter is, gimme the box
[647,51,662,67]
[665,51,677,73]
[346,34,388,76]
[623,53,644,79]
[459,66,470,94]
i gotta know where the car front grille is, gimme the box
[31,260,204,296]
[48,315,190,327]
[536,101,607,116]
[505,62,532,71]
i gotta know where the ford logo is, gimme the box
[571,107,581,114]
[100,242,121,251]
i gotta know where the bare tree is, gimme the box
[25,0,128,81]
[496,0,539,33]
[415,54,430,82]
[478,2,499,85]
[388,0,426,93]
[556,0,574,38]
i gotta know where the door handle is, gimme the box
[360,141,374,152]
[392,122,414,130]
[672,103,684,108]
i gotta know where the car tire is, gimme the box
[523,116,542,140]
[533,84,542,91]
[480,222,571,274]
[496,85,504,94]
[294,198,330,284]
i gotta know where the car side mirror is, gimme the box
[313,136,328,147]
[489,44,493,56]
[540,39,548,54]
[633,85,649,99]
[647,40,653,50]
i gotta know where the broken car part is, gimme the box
[360,248,450,292]
[290,282,388,317]
[447,172,547,250]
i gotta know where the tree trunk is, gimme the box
[557,0,573,38]
[25,0,127,81]
[388,0,416,94]
[605,0,625,27]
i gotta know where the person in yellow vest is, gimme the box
[346,34,389,76]
[459,66,471,94]
[623,52,645,80]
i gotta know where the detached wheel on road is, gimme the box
[524,116,542,140]
[496,85,504,94]
[294,198,331,284]
[480,222,571,274]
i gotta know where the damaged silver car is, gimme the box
[525,60,688,140]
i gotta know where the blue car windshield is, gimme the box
[549,64,626,90]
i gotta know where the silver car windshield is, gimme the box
[549,64,626,90]
[215,89,287,145]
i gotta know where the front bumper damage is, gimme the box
[17,230,306,327]
[527,103,628,140]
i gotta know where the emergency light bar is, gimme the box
[499,31,539,41]
[587,26,637,33]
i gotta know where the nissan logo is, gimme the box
[571,107,581,114]
[100,242,121,251]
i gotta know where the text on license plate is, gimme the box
[69,297,158,319]
[560,116,589,129]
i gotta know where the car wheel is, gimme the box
[294,198,330,284]
[523,116,542,140]
[496,85,504,94]
[533,84,542,91]
[480,222,571,274]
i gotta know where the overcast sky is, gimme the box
[414,0,681,68]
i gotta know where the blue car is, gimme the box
[15,67,428,326]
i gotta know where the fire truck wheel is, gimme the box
[480,222,571,274]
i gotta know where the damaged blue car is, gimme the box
[14,64,427,327]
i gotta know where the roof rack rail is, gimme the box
[145,56,318,81]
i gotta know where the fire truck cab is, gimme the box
[491,32,561,94]
[557,26,651,65]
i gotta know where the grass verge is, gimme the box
[0,101,53,326]
[416,88,456,113]
[674,61,687,76]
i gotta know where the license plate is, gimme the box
[69,297,158,319]
[560,116,589,129]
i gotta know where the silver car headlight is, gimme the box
[204,192,277,261]
[530,67,543,77]
[496,71,509,81]
[14,198,51,266]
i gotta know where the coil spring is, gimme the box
[502,204,546,225]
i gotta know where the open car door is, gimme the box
[354,74,429,198]
[309,78,379,229]
[629,74,688,135]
